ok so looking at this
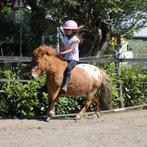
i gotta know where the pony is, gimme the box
[31,45,112,120]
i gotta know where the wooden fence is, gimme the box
[0,56,146,63]
[0,56,147,82]
[0,56,147,108]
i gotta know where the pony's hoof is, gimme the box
[91,114,100,119]
[96,112,101,118]
[91,112,101,119]
[49,110,55,117]
[46,117,51,122]
[75,114,81,120]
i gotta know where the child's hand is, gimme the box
[57,52,61,56]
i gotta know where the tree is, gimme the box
[0,0,147,56]
[43,0,147,56]
[0,0,53,54]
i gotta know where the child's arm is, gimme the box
[60,41,78,55]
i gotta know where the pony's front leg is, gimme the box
[47,90,60,120]
[48,99,56,117]
[46,98,58,122]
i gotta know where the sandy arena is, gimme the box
[0,109,147,147]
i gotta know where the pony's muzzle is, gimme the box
[31,73,39,80]
[31,69,39,80]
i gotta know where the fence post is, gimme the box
[116,61,124,108]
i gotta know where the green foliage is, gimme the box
[2,70,16,79]
[55,95,96,115]
[121,66,147,106]
[1,0,147,56]
[55,96,79,114]
[44,0,147,54]
[0,65,147,118]
[0,71,47,118]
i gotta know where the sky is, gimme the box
[134,27,147,37]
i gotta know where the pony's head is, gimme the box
[31,45,57,79]
[33,45,57,59]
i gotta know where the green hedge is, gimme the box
[0,64,146,118]
[0,76,47,118]
[121,66,147,106]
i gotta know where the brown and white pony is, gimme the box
[31,45,112,120]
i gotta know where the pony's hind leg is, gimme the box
[76,90,96,120]
[93,96,101,118]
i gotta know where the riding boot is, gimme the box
[60,73,71,94]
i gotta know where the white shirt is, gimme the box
[61,35,80,61]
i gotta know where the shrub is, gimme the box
[121,66,147,106]
[0,72,47,118]
[0,65,146,118]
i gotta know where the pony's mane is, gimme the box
[33,45,57,58]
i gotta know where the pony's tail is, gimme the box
[99,69,112,110]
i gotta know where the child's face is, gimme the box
[64,29,73,36]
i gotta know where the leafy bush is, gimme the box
[121,66,147,106]
[0,72,48,118]
[0,65,146,118]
